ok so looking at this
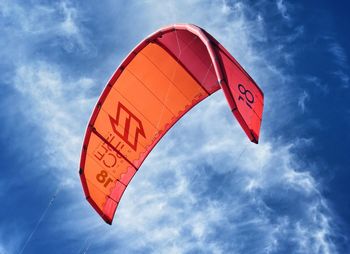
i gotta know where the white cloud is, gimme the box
[13,61,95,181]
[276,0,290,20]
[0,0,91,57]
[329,42,348,66]
[59,2,79,36]
[298,90,310,113]
[324,39,349,89]
[333,70,350,89]
[0,229,22,254]
[305,75,329,93]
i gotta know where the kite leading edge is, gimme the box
[79,24,264,224]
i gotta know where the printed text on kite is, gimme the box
[79,24,264,224]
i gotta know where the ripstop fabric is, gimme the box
[79,24,264,224]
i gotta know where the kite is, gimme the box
[79,24,264,224]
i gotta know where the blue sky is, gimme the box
[0,0,349,253]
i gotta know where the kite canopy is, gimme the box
[79,24,264,224]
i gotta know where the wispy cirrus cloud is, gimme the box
[298,90,310,113]
[333,70,350,89]
[13,62,95,180]
[276,0,290,20]
[0,0,92,70]
[0,229,21,254]
[304,75,329,94]
[329,42,348,66]
[326,39,350,88]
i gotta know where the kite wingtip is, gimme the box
[103,216,113,225]
[250,131,259,144]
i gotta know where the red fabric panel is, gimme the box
[216,46,264,142]
[110,181,127,202]
[157,30,219,94]
[103,197,118,224]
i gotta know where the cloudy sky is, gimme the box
[1,0,349,253]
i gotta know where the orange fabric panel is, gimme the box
[82,43,208,223]
[140,43,208,101]
[83,131,130,214]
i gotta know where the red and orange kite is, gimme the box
[79,24,264,224]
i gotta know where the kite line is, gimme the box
[18,186,61,254]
